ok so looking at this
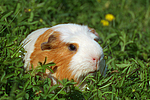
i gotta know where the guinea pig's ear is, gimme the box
[41,31,60,50]
[88,27,100,42]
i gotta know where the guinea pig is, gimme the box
[22,23,106,89]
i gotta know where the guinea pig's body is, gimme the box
[22,23,106,88]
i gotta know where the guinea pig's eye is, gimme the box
[68,44,77,51]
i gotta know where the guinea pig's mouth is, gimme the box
[86,58,103,75]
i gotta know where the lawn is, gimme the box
[0,0,150,99]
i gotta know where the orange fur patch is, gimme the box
[30,29,79,83]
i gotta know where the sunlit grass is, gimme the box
[0,0,150,99]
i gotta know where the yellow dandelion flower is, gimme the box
[132,89,135,92]
[101,20,109,26]
[28,9,31,12]
[39,19,43,22]
[105,14,115,21]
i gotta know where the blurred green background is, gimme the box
[0,0,150,99]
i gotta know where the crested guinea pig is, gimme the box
[22,23,106,88]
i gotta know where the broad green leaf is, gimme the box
[16,91,25,99]
[23,80,30,90]
[14,3,21,15]
[98,82,112,89]
[49,84,59,93]
[122,67,129,73]
[118,77,125,87]
[126,41,133,45]
[116,64,132,68]
[59,90,66,95]
[0,11,13,21]
[138,60,145,69]
[106,58,115,65]
[98,75,113,86]
[28,12,34,22]
[25,93,29,99]
[1,72,6,82]
[105,33,117,42]
[5,73,15,79]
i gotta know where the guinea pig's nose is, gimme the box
[92,56,103,66]
[92,57,99,62]
[92,57,101,70]
[92,58,96,61]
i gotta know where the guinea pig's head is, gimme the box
[28,24,104,85]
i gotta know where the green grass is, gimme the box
[0,0,150,99]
